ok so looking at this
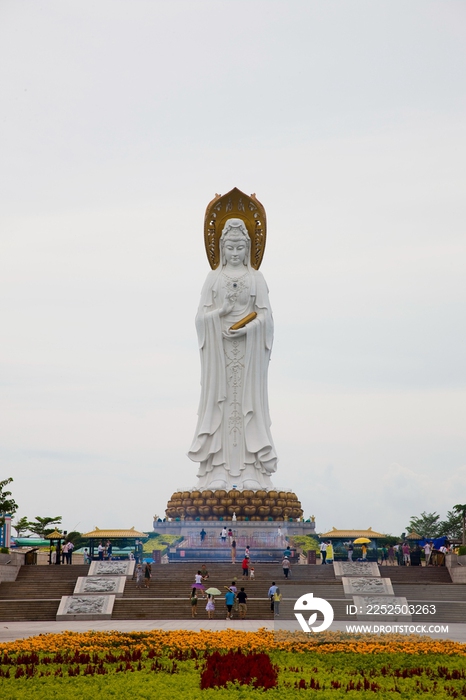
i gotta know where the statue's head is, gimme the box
[220,218,250,267]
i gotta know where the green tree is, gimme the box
[0,478,18,526]
[65,531,86,549]
[406,512,441,539]
[453,504,466,545]
[12,516,30,537]
[28,516,62,538]
[438,510,463,540]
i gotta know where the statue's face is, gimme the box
[224,239,247,266]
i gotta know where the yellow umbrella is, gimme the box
[353,537,371,544]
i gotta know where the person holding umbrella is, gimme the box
[353,537,371,561]
[204,586,221,620]
[206,594,215,619]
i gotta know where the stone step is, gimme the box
[112,597,275,620]
[392,584,466,601]
[0,600,60,622]
[16,565,90,578]
[0,585,76,599]
[379,567,451,583]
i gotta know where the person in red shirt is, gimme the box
[242,556,249,578]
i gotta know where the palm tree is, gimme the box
[28,516,62,538]
[13,516,30,537]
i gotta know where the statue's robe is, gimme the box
[188,267,278,489]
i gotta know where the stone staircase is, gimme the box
[114,563,337,620]
[0,565,90,621]
[0,562,464,622]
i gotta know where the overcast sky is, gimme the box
[1,1,465,537]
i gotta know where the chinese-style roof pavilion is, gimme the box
[81,527,147,539]
[319,526,386,539]
[45,530,64,539]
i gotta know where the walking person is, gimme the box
[381,545,388,566]
[241,556,249,579]
[98,541,104,560]
[388,545,395,565]
[206,594,215,619]
[225,587,236,620]
[67,540,74,564]
[273,587,282,616]
[326,542,334,564]
[231,539,237,564]
[319,541,327,565]
[282,556,290,578]
[61,541,69,564]
[221,526,227,543]
[237,587,248,619]
[107,540,113,560]
[200,528,206,544]
[230,581,238,613]
[136,564,143,589]
[402,542,411,566]
[144,561,152,588]
[228,528,233,545]
[190,588,198,617]
[423,541,432,566]
[347,542,354,561]
[268,582,277,612]
[361,544,367,561]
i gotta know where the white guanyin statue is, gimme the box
[188,210,278,491]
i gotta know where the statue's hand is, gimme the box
[223,326,247,339]
[219,293,235,317]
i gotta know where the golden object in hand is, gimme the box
[230,312,257,331]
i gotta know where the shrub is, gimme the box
[200,649,278,689]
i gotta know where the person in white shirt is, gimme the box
[423,542,432,566]
[319,541,328,565]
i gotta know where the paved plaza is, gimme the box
[1,619,466,644]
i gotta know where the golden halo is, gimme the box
[204,187,267,270]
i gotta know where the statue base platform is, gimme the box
[165,488,304,521]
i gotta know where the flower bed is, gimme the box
[0,630,465,698]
